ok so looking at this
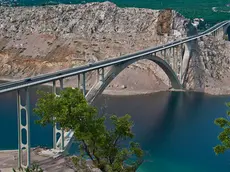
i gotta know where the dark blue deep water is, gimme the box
[0,87,230,172]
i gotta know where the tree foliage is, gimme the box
[214,102,230,155]
[34,88,144,171]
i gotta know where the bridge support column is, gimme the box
[163,49,168,63]
[81,73,86,96]
[175,46,180,78]
[52,80,64,151]
[213,31,217,37]
[181,41,193,85]
[172,47,176,72]
[77,75,81,89]
[17,87,31,168]
[97,68,104,82]
[170,48,173,69]
[160,50,163,56]
[179,44,184,83]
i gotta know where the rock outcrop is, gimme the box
[0,1,229,95]
[156,9,173,35]
[185,35,230,94]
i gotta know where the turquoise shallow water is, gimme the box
[1,88,230,171]
[1,0,230,24]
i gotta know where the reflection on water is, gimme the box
[94,91,230,172]
[0,89,230,171]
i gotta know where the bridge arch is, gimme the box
[86,54,182,103]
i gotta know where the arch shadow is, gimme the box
[86,55,182,103]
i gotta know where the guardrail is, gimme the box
[0,20,229,94]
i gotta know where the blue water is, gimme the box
[1,0,230,24]
[0,86,53,150]
[0,87,230,171]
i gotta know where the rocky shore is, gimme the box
[0,1,230,95]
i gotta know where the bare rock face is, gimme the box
[184,36,230,94]
[156,9,173,35]
[0,2,187,39]
[0,2,188,81]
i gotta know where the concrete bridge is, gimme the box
[0,20,229,168]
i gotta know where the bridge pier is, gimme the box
[180,41,192,85]
[216,29,220,37]
[52,80,64,151]
[77,75,81,89]
[212,30,216,37]
[223,24,230,41]
[77,73,87,96]
[81,73,86,96]
[212,27,225,40]
[54,74,87,154]
[163,49,168,64]
[97,68,105,82]
[17,88,31,168]
[176,46,180,78]
[179,44,184,83]
[172,47,176,72]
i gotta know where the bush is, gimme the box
[214,102,230,154]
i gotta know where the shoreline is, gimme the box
[0,77,169,96]
[1,77,230,97]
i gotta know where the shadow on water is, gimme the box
[92,91,230,172]
[93,91,206,151]
[139,92,183,150]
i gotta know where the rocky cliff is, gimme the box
[0,1,229,94]
[184,35,230,94]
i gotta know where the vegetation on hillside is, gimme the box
[214,103,230,154]
[33,88,144,172]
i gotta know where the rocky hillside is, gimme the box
[185,35,230,95]
[0,1,229,94]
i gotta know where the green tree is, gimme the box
[214,102,230,155]
[34,88,144,172]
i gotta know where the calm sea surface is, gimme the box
[0,86,230,172]
[1,0,230,25]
